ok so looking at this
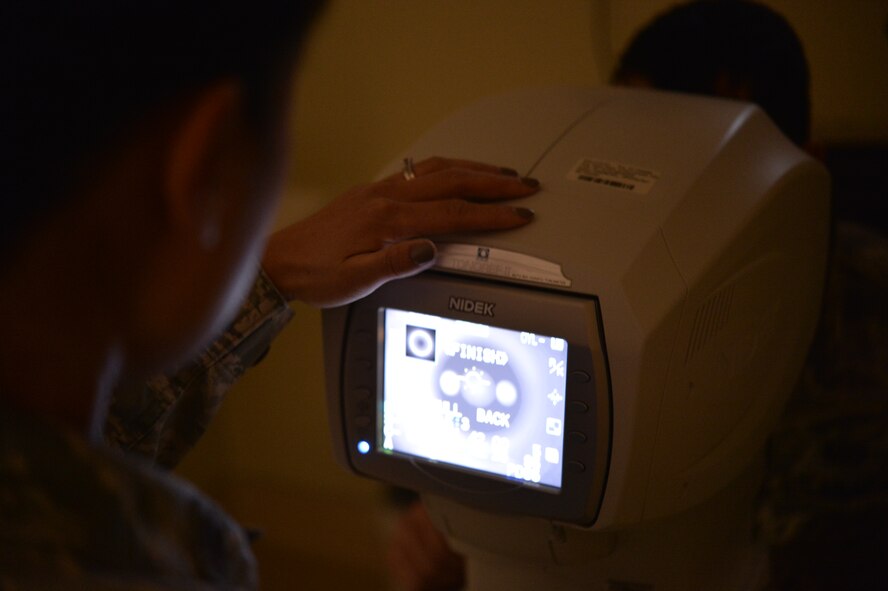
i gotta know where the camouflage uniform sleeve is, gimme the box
[757,222,888,589]
[104,268,294,469]
[2,407,258,589]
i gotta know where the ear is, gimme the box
[165,80,243,250]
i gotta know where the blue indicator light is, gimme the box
[357,440,371,454]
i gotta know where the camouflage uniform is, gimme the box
[758,222,888,590]
[0,269,293,590]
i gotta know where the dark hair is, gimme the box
[613,0,810,147]
[1,1,325,262]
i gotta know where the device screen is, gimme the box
[380,308,569,490]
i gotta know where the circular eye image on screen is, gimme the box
[381,308,568,490]
[406,326,436,361]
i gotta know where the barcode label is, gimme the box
[578,175,635,190]
[568,158,659,195]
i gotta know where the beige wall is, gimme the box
[177,1,888,588]
[283,0,887,208]
[608,0,888,144]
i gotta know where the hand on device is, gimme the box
[262,157,539,307]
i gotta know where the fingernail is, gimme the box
[513,207,535,220]
[499,167,519,177]
[521,177,540,188]
[409,242,436,265]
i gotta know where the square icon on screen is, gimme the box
[545,417,562,436]
[545,447,560,464]
[405,326,436,361]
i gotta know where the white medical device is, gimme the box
[323,87,829,590]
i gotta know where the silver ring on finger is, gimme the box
[402,157,416,181]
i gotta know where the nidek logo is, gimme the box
[448,296,496,317]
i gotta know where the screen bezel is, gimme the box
[337,272,611,525]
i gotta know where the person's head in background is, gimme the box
[0,2,323,432]
[612,0,811,150]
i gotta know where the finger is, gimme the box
[388,167,539,203]
[400,503,465,590]
[340,239,437,299]
[388,507,442,586]
[382,199,535,240]
[414,156,520,178]
[391,552,432,591]
[409,503,453,559]
[381,156,520,183]
[386,539,425,591]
